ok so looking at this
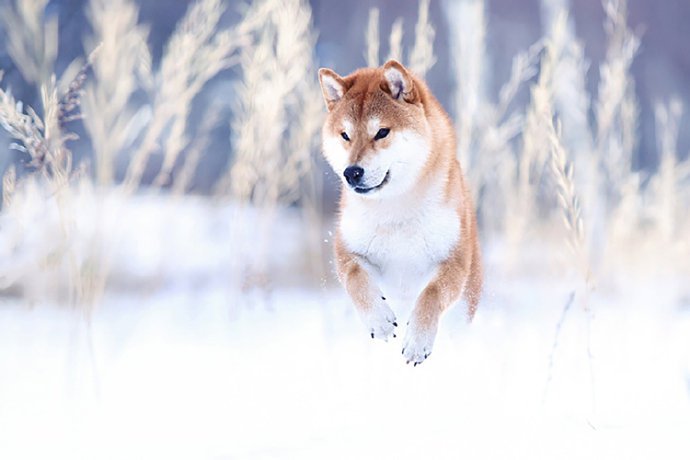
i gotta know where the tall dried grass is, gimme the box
[650,99,687,244]
[82,0,151,186]
[366,0,435,77]
[215,0,324,284]
[0,0,56,85]
[441,0,689,279]
[0,58,87,305]
[0,0,689,309]
[0,0,257,306]
[446,0,486,178]
[123,0,251,191]
[387,18,404,62]
[595,0,641,261]
[409,0,436,77]
[365,7,380,68]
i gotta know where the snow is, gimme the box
[1,195,689,459]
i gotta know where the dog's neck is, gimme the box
[342,166,450,220]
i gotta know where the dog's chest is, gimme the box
[340,198,460,283]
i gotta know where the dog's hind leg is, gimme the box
[463,235,483,322]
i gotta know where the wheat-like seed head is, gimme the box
[123,0,251,191]
[387,18,404,62]
[1,65,83,195]
[82,0,151,185]
[446,0,486,174]
[0,79,50,169]
[221,0,320,205]
[546,117,589,282]
[650,98,684,241]
[0,0,56,84]
[595,0,640,199]
[213,0,323,281]
[493,40,543,123]
[365,8,380,68]
[544,10,593,160]
[409,0,436,77]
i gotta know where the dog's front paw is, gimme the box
[402,320,437,366]
[359,297,397,341]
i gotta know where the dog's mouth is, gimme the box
[353,171,390,194]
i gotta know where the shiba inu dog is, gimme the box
[318,60,482,366]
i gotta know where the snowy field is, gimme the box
[1,196,689,459]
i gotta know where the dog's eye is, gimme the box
[341,132,350,141]
[374,128,390,140]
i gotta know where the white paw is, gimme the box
[402,320,437,366]
[358,296,397,341]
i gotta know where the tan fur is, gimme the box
[319,60,482,364]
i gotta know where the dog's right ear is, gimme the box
[318,68,346,111]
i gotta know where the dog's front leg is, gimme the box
[335,234,397,340]
[402,250,469,365]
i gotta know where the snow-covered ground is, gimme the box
[1,195,689,459]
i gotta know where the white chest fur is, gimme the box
[340,188,460,295]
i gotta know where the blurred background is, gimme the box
[1,1,689,458]
[1,0,689,193]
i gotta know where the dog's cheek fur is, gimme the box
[374,129,431,197]
[322,133,349,180]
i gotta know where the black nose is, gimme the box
[343,166,364,186]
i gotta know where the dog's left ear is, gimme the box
[381,60,417,103]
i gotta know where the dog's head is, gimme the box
[318,60,431,199]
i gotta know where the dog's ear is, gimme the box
[381,60,417,103]
[318,68,346,111]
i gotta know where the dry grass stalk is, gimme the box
[473,40,541,238]
[2,164,16,209]
[0,1,98,307]
[545,11,602,263]
[444,0,547,241]
[409,0,436,77]
[0,85,50,168]
[0,78,80,305]
[123,0,251,191]
[590,0,644,269]
[547,119,587,276]
[595,0,640,208]
[221,0,320,204]
[171,105,222,195]
[537,50,594,408]
[387,18,404,62]
[0,76,73,183]
[493,40,543,123]
[446,0,486,179]
[364,1,434,78]
[519,36,591,284]
[0,0,57,84]
[217,0,323,281]
[543,9,593,165]
[499,42,551,246]
[365,7,380,67]
[82,0,152,185]
[651,99,684,242]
